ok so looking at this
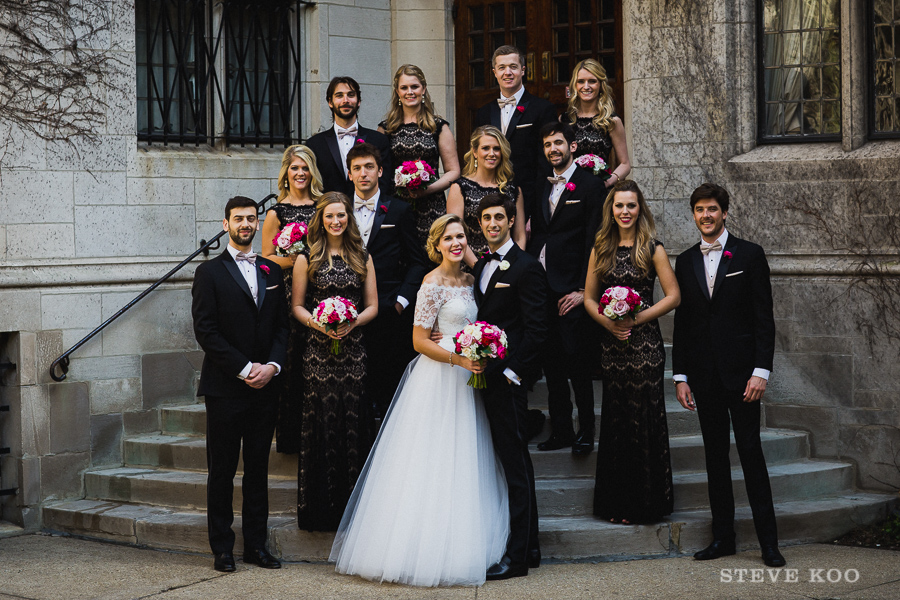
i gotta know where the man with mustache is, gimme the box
[527,122,604,455]
[307,76,393,196]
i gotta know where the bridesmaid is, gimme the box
[379,64,460,248]
[291,192,378,531]
[584,180,679,524]
[446,125,526,267]
[260,144,324,454]
[564,59,631,192]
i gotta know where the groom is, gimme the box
[473,193,548,580]
[191,196,289,572]
[672,183,784,568]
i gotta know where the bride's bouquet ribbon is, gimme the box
[312,296,359,355]
[272,221,308,256]
[453,321,508,389]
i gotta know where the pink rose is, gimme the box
[497,346,507,359]
[260,265,270,275]
[516,106,524,113]
[724,250,732,259]
[458,332,474,348]
[565,182,576,191]
[611,287,629,301]
[356,138,365,144]
[613,300,629,315]
[380,204,388,213]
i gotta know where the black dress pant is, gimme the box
[694,387,778,547]
[544,298,594,437]
[364,304,416,424]
[205,394,278,555]
[482,371,539,565]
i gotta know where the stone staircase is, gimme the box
[43,349,896,561]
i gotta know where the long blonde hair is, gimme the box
[382,64,438,135]
[306,192,368,281]
[565,59,616,134]
[592,180,657,280]
[277,145,325,202]
[462,126,514,194]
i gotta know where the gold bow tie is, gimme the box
[700,241,722,256]
[547,176,566,184]
[355,198,375,211]
[497,97,517,108]
[235,251,257,264]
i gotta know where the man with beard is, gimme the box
[191,196,289,572]
[527,122,604,455]
[306,76,393,196]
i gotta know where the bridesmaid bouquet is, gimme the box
[453,321,508,389]
[272,221,308,256]
[312,296,359,356]
[599,286,647,345]
[575,153,610,179]
[394,160,437,201]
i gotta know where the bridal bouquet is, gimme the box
[312,296,359,355]
[394,160,437,199]
[575,153,610,179]
[272,221,308,256]
[453,321,508,389]
[599,286,646,344]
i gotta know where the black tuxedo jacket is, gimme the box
[526,166,604,295]
[473,244,549,386]
[474,90,557,216]
[306,124,393,197]
[192,250,290,399]
[672,235,776,392]
[364,195,429,311]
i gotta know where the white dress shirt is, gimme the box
[499,86,525,135]
[353,190,409,310]
[227,244,281,380]
[478,238,521,385]
[334,119,359,174]
[539,160,578,269]
[673,228,770,384]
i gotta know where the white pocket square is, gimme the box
[725,271,743,278]
[515,123,532,129]
[379,223,395,228]
[565,199,581,204]
[494,282,511,288]
[266,285,279,290]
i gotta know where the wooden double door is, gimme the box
[453,0,623,155]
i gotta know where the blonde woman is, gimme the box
[291,192,378,531]
[584,180,679,525]
[446,125,526,266]
[379,64,460,247]
[564,59,631,189]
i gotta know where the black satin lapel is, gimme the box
[711,236,738,299]
[482,245,519,305]
[490,102,502,130]
[692,246,711,301]
[368,200,389,251]
[505,99,526,135]
[255,265,267,310]
[541,180,552,224]
[549,180,574,223]
[325,133,345,178]
[223,253,254,302]
[473,259,486,306]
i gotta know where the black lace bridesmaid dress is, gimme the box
[593,242,674,524]
[572,115,615,163]
[452,177,517,258]
[297,254,368,531]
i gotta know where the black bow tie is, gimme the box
[486,252,503,261]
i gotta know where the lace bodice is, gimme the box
[413,283,478,351]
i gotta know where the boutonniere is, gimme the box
[356,138,365,144]
[260,264,270,275]
[499,260,510,271]
[379,204,388,213]
[723,250,732,260]
[565,182,576,192]
[516,106,524,113]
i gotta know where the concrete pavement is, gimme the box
[1,534,899,599]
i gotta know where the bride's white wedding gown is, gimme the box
[330,283,509,586]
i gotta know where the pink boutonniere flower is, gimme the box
[260,264,270,275]
[379,204,388,213]
[565,182,576,192]
[723,250,732,259]
[516,106,525,113]
[356,138,365,144]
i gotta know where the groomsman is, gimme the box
[347,143,428,423]
[528,122,604,455]
[474,45,557,220]
[191,196,288,572]
[306,76,393,196]
[672,183,784,568]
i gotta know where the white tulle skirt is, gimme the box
[330,355,509,587]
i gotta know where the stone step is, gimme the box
[43,491,897,561]
[124,429,809,481]
[83,456,853,518]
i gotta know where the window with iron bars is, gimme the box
[136,0,302,147]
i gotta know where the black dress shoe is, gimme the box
[526,548,541,569]
[694,540,736,561]
[572,429,595,456]
[213,552,236,573]
[243,548,282,569]
[525,409,546,442]
[486,555,528,581]
[537,433,575,451]
[761,545,786,567]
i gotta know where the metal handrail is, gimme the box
[48,194,278,382]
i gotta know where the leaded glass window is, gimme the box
[871,0,900,136]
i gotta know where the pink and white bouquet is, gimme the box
[575,153,610,179]
[599,285,647,344]
[394,160,436,195]
[312,296,359,355]
[453,321,508,389]
[272,221,308,256]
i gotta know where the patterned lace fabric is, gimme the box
[413,283,477,352]
[593,242,674,523]
[572,115,615,164]
[452,177,517,257]
[381,119,449,248]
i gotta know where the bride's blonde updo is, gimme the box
[426,214,467,264]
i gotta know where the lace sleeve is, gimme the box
[413,283,443,329]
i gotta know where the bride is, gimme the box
[330,214,509,587]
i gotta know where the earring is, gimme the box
[284,181,289,188]
[474,158,477,169]
[398,98,401,105]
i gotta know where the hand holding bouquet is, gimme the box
[312,296,359,355]
[599,285,646,344]
[272,221,308,256]
[453,321,508,388]
[574,153,610,180]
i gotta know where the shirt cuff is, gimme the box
[673,374,687,383]
[503,368,521,386]
[396,296,410,310]
[267,362,281,376]
[238,362,252,380]
[752,368,770,381]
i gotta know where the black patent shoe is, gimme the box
[572,428,595,455]
[761,545,786,567]
[537,433,575,451]
[243,547,282,569]
[486,555,528,580]
[694,540,737,561]
[214,551,236,573]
